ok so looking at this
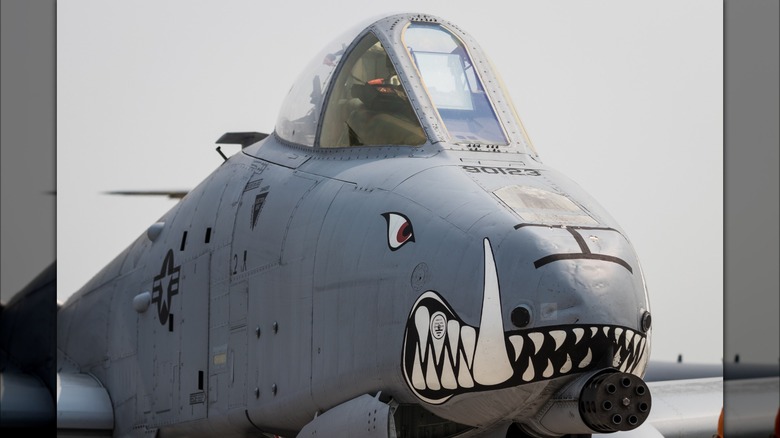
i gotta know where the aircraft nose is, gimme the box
[400,230,651,403]
[501,223,648,332]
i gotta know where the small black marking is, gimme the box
[567,227,591,254]
[244,179,263,193]
[205,227,212,243]
[189,392,206,405]
[251,192,268,230]
[180,231,188,251]
[515,224,632,273]
[534,253,633,273]
[242,250,247,271]
[168,313,174,332]
[461,165,540,176]
[198,371,204,390]
[245,410,264,431]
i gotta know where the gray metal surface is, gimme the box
[297,394,395,437]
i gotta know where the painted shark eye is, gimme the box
[382,212,415,251]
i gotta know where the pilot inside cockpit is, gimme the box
[319,34,427,147]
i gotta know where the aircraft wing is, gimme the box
[722,376,780,437]
[597,375,779,438]
[595,377,722,438]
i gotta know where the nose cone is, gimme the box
[396,167,651,422]
[505,223,648,330]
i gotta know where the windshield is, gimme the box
[404,23,508,146]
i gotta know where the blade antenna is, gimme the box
[216,146,228,162]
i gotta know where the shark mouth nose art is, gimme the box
[401,239,648,405]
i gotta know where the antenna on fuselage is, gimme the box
[216,146,228,162]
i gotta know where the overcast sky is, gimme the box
[57,1,723,363]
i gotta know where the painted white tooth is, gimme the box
[619,356,629,372]
[634,338,649,375]
[440,349,458,389]
[415,307,430,358]
[412,346,426,390]
[612,350,622,368]
[603,326,610,338]
[529,332,544,355]
[628,335,642,374]
[472,239,514,386]
[628,339,640,373]
[560,354,572,373]
[509,335,524,361]
[551,330,566,351]
[543,359,554,378]
[625,329,634,349]
[629,337,644,374]
[637,338,647,365]
[425,348,440,390]
[461,326,477,369]
[573,328,584,345]
[578,348,592,368]
[522,359,535,382]
[457,355,474,388]
[448,320,461,360]
[591,327,599,337]
[614,327,624,342]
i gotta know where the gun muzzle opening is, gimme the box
[579,371,652,433]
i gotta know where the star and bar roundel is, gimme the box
[151,249,180,326]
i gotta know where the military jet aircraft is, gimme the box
[4,11,770,438]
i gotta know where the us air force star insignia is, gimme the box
[151,249,181,325]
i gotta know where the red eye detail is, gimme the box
[383,212,415,251]
[397,222,412,243]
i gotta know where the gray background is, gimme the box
[723,0,779,366]
[1,1,56,302]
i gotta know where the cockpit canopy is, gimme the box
[319,33,426,147]
[274,13,536,154]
